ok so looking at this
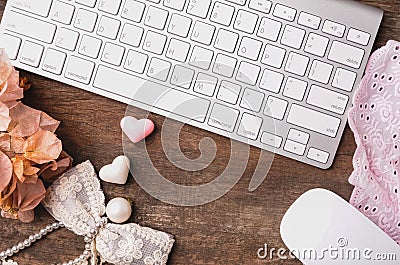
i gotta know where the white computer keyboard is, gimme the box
[0,0,383,168]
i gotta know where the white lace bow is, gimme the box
[41,161,175,265]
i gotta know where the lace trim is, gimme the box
[348,40,400,244]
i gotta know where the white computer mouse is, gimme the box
[280,188,400,264]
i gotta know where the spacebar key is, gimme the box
[93,65,210,122]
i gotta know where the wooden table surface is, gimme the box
[0,0,397,264]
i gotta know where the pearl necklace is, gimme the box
[0,218,108,265]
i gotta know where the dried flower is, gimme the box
[0,49,72,222]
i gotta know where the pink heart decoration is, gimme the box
[120,116,155,143]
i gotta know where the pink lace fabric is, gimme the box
[349,40,400,244]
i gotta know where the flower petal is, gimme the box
[0,101,11,131]
[0,150,12,193]
[23,130,62,164]
[8,103,41,137]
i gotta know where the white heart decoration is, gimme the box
[99,156,131,185]
[120,116,155,143]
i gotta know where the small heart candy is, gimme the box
[120,116,154,143]
[99,156,131,185]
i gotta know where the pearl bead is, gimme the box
[85,244,91,250]
[84,236,91,243]
[5,249,12,256]
[11,246,18,253]
[34,233,42,240]
[89,228,96,235]
[0,251,5,258]
[24,240,31,247]
[106,197,132,224]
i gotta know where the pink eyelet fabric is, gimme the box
[349,40,400,244]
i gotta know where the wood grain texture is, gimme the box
[0,0,397,264]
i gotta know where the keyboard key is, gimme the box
[79,35,102,58]
[194,73,218,96]
[189,46,214,70]
[163,0,186,11]
[101,43,125,66]
[121,0,145,22]
[285,52,309,76]
[12,0,52,17]
[287,104,341,137]
[94,65,211,122]
[76,0,97,8]
[322,20,345,38]
[307,85,349,115]
[56,28,79,51]
[332,68,357,92]
[273,4,296,21]
[259,69,284,93]
[166,38,191,62]
[65,56,95,84]
[304,33,329,57]
[170,65,195,89]
[214,29,238,53]
[249,0,272,14]
[143,31,167,54]
[191,21,215,45]
[98,0,122,15]
[308,60,333,84]
[328,41,364,69]
[210,2,235,26]
[236,61,260,85]
[208,103,239,132]
[281,25,305,49]
[19,41,44,67]
[147,57,171,81]
[261,132,282,148]
[240,88,264,112]
[238,113,262,140]
[284,140,306,156]
[257,17,281,42]
[347,28,370,46]
[120,23,144,47]
[234,10,258,34]
[225,0,246,5]
[3,11,56,44]
[168,14,192,38]
[264,96,288,120]
[283,77,307,101]
[124,50,148,73]
[288,129,309,145]
[74,9,98,32]
[50,1,75,24]
[213,54,237,77]
[42,48,66,75]
[0,34,21,60]
[217,81,241,104]
[298,12,321,29]
[97,16,121,39]
[187,0,211,18]
[261,44,286,68]
[238,37,262,61]
[307,148,329,164]
[145,6,169,30]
